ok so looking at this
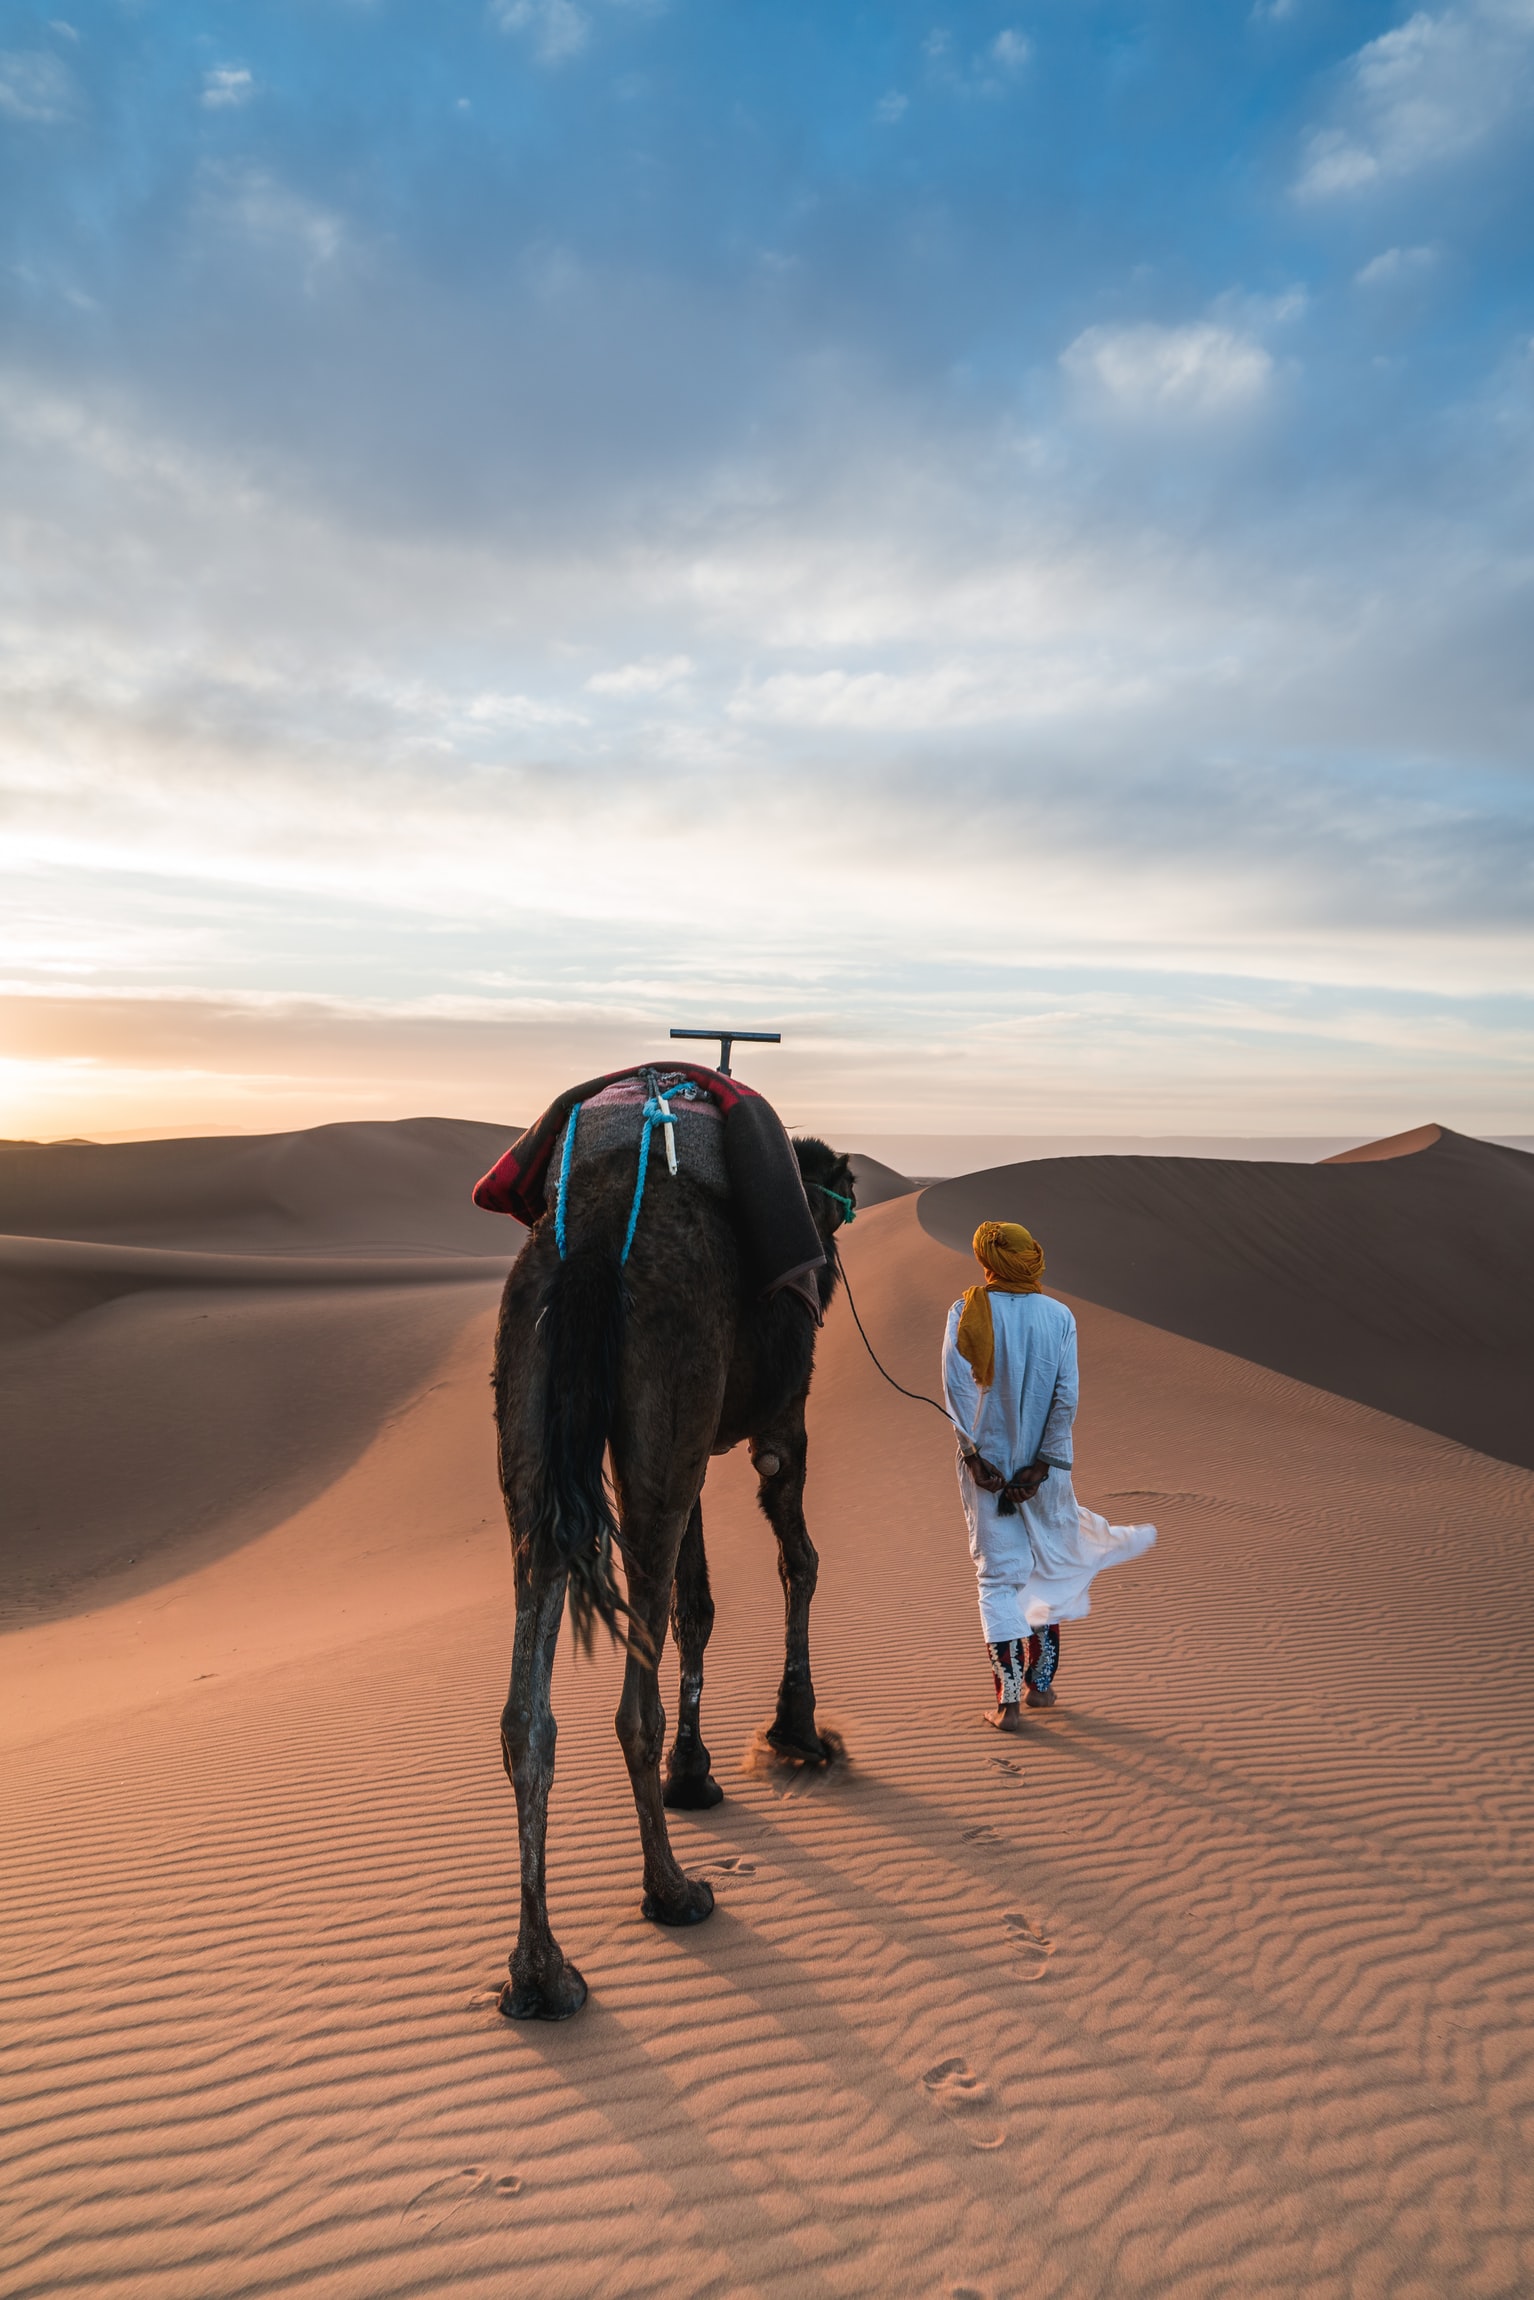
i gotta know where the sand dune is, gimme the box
[5,1167,1534,2298]
[851,1132,1372,1173]
[0,1290,507,1745]
[0,1114,516,1254]
[1322,1121,1442,1163]
[920,1124,1534,1470]
[0,1122,515,1623]
[0,1232,507,1343]
[846,1151,921,1208]
[0,1276,503,1623]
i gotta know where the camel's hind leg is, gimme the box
[755,1395,831,1763]
[663,1500,724,1810]
[499,1563,587,2020]
[613,1512,716,1928]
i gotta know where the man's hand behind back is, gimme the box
[1000,1462,1050,1510]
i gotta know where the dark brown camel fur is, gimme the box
[491,1129,855,2020]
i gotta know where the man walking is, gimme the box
[943,1220,1155,1733]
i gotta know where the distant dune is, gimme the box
[0,1114,517,1254]
[846,1150,922,1207]
[1321,1121,1442,1163]
[920,1125,1534,1470]
[851,1131,1375,1174]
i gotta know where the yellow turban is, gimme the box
[955,1221,1045,1389]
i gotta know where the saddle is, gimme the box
[473,1062,825,1304]
[550,1074,729,1200]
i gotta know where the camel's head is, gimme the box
[792,1135,857,1239]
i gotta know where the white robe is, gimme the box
[942,1290,1156,1645]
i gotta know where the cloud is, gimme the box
[587,655,694,695]
[0,48,80,122]
[729,665,983,731]
[202,168,349,288]
[875,90,908,124]
[1355,242,1438,285]
[463,688,588,727]
[923,21,1033,96]
[1296,130,1381,197]
[6,359,1528,934]
[1061,320,1273,416]
[202,65,256,110]
[491,0,590,65]
[1294,0,1534,198]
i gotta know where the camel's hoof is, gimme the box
[498,1964,588,2021]
[663,1770,725,1810]
[766,1726,831,1766]
[642,1876,716,1927]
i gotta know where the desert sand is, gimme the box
[4,1120,1534,2298]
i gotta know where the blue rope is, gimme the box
[813,1183,856,1224]
[619,1096,673,1265]
[553,1089,681,1264]
[554,1101,581,1259]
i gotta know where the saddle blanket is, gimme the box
[473,1062,826,1303]
[549,1074,729,1200]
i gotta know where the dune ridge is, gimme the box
[5,1172,1534,2297]
[0,1115,516,1254]
[0,1233,506,1345]
[1323,1122,1441,1163]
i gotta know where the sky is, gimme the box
[3,0,1532,1142]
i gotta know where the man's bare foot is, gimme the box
[1025,1687,1057,1710]
[984,1704,1026,1734]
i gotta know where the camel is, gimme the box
[491,1116,855,2020]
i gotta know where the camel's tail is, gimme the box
[527,1242,636,1653]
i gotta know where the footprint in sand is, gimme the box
[402,2165,523,2232]
[1002,1910,1054,1979]
[961,1824,1000,1843]
[921,2057,1006,2151]
[708,1855,756,1875]
[985,1756,1024,1779]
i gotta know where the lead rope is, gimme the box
[824,1224,955,1425]
[826,1216,1026,1506]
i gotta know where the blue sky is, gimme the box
[2,0,1532,1138]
